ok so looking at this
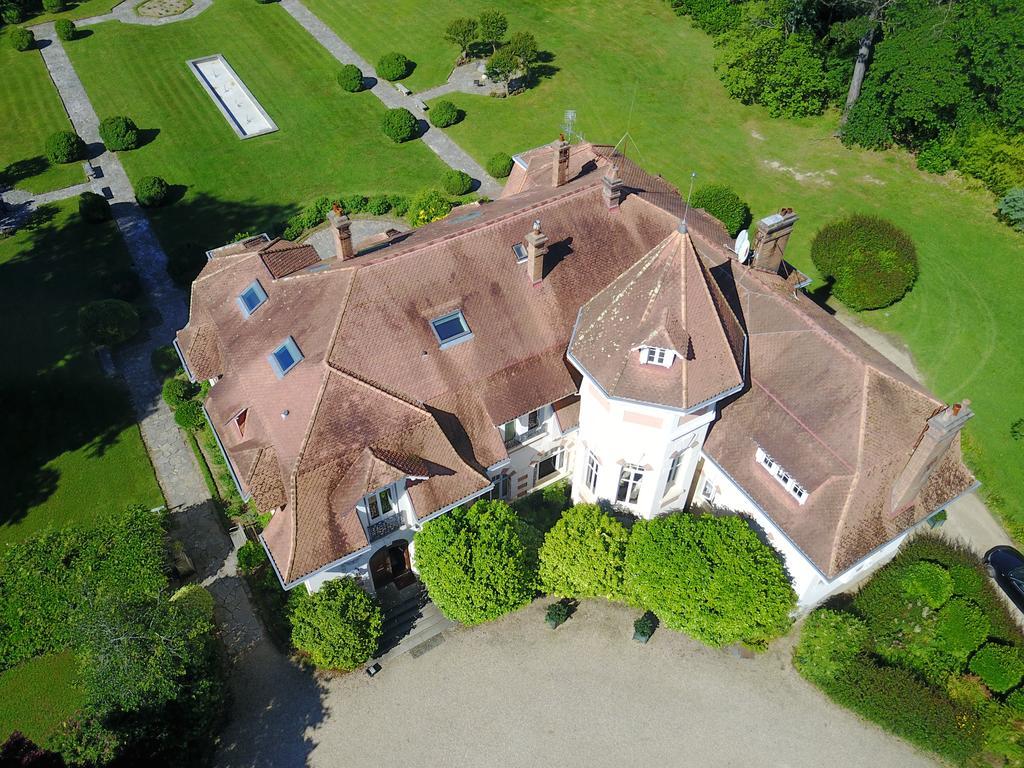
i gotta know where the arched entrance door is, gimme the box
[369,539,413,590]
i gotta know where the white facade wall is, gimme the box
[489,405,577,501]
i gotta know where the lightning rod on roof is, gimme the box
[680,171,697,233]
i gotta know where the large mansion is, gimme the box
[175,140,976,607]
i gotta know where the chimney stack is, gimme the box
[553,135,570,187]
[890,400,974,515]
[525,219,548,285]
[602,164,623,210]
[327,203,354,260]
[750,208,798,274]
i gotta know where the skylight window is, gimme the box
[268,337,303,378]
[238,280,268,317]
[512,243,528,263]
[430,310,473,349]
[640,346,675,368]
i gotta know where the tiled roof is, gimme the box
[246,446,286,511]
[259,239,321,278]
[184,323,223,380]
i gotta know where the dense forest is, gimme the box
[669,0,1024,231]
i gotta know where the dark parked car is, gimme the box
[984,545,1024,614]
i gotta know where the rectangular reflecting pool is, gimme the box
[187,54,278,139]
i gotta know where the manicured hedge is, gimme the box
[174,400,206,431]
[289,578,382,670]
[969,643,1024,693]
[55,18,76,41]
[10,27,33,52]
[810,214,918,310]
[690,183,751,238]
[42,0,64,11]
[899,560,953,608]
[78,299,140,346]
[162,377,198,408]
[376,51,409,81]
[136,175,170,207]
[381,107,418,143]
[538,504,629,600]
[365,194,391,215]
[45,130,85,164]
[336,63,364,92]
[99,116,140,151]
[486,152,513,178]
[441,168,472,195]
[429,99,460,128]
[792,609,868,684]
[78,191,111,222]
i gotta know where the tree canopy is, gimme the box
[538,504,630,600]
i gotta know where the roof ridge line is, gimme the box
[329,365,429,414]
[686,232,745,378]
[827,366,871,573]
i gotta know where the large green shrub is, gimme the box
[690,183,751,238]
[429,99,460,128]
[136,175,170,207]
[376,51,409,81]
[365,194,392,215]
[290,578,382,669]
[2,5,23,23]
[381,107,418,143]
[900,561,954,608]
[78,191,111,223]
[538,504,629,600]
[970,644,1024,693]
[45,130,85,164]
[174,400,206,431]
[793,609,869,684]
[336,63,364,92]
[669,0,742,35]
[10,27,33,52]
[151,344,182,376]
[78,299,140,347]
[441,168,472,196]
[408,188,453,227]
[486,152,513,178]
[624,513,795,648]
[841,94,894,150]
[162,377,198,408]
[42,0,64,11]
[99,116,140,152]
[55,18,76,41]
[388,194,410,217]
[997,188,1024,233]
[414,499,536,625]
[512,479,572,533]
[236,540,268,575]
[933,598,990,661]
[810,214,918,310]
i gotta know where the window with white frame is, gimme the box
[237,280,267,317]
[536,446,565,483]
[755,446,808,505]
[700,478,716,503]
[430,310,473,349]
[665,454,681,492]
[617,464,645,505]
[363,485,396,520]
[268,337,303,378]
[640,346,675,368]
[585,451,600,494]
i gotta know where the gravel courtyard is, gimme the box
[289,600,937,768]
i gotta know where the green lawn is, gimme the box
[22,0,122,24]
[0,29,85,194]
[0,652,85,747]
[0,199,163,547]
[64,0,450,257]
[311,0,1023,539]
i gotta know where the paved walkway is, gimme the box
[416,60,502,102]
[278,0,503,199]
[77,0,213,26]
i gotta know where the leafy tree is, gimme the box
[42,0,63,11]
[690,183,751,237]
[98,116,140,152]
[538,504,630,600]
[44,130,84,163]
[380,107,418,143]
[478,9,508,53]
[486,46,519,96]
[761,34,829,117]
[162,376,198,408]
[414,499,536,625]
[135,175,170,207]
[444,17,478,61]
[506,30,539,78]
[441,168,472,195]
[715,26,784,106]
[668,0,743,36]
[376,51,409,81]
[78,299,140,346]
[289,578,382,670]
[997,188,1024,232]
[429,99,460,128]
[336,63,363,92]
[954,0,1024,131]
[624,513,795,648]
[174,400,206,431]
[793,609,869,683]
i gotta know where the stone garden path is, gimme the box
[76,0,214,27]
[279,0,504,199]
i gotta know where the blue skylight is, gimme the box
[268,337,303,377]
[237,280,267,317]
[430,310,473,349]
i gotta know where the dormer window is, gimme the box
[755,446,807,505]
[640,346,675,368]
[238,280,267,317]
[430,310,473,349]
[268,336,303,378]
[233,408,248,437]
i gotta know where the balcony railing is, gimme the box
[367,514,402,542]
[504,425,547,450]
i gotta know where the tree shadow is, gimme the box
[70,28,94,40]
[0,156,49,189]
[137,126,160,148]
[529,50,559,85]
[361,75,378,90]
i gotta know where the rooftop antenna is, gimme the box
[562,109,584,143]
[680,171,697,233]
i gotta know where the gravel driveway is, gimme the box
[290,600,937,768]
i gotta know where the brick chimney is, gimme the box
[553,135,570,187]
[750,208,798,274]
[327,203,354,260]
[602,164,623,210]
[890,401,973,515]
[525,219,548,285]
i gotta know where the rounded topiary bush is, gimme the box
[376,51,409,81]
[690,183,751,238]
[365,195,391,216]
[793,609,869,684]
[2,6,23,23]
[381,107,417,143]
[42,0,64,11]
[78,299,140,347]
[408,188,452,227]
[969,643,1024,693]
[899,561,953,609]
[174,400,206,431]
[289,577,382,670]
[933,597,989,661]
[486,152,513,179]
[414,499,536,626]
[45,130,84,164]
[161,377,198,408]
[136,175,170,207]
[336,63,364,93]
[441,168,472,196]
[78,191,111,222]
[538,503,629,600]
[99,116,140,152]
[429,99,460,128]
[55,18,76,41]
[810,214,919,311]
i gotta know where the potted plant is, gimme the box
[546,601,571,629]
[633,613,656,644]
